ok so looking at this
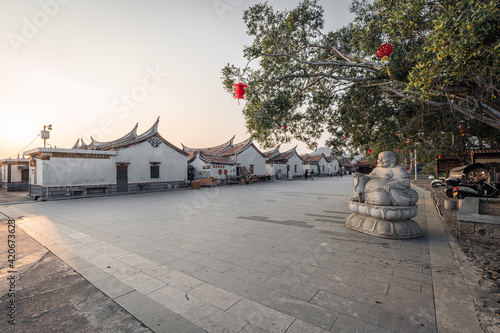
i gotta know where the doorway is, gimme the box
[116,164,128,192]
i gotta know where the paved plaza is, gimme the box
[0,176,481,332]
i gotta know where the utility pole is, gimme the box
[415,149,417,180]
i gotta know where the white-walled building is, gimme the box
[301,153,330,176]
[183,137,267,177]
[0,158,30,191]
[264,146,304,180]
[24,118,189,199]
[187,151,236,181]
[325,156,340,175]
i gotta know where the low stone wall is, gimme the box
[458,197,500,245]
[29,181,188,200]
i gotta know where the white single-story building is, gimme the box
[0,158,30,191]
[325,156,340,175]
[24,118,189,199]
[264,146,304,180]
[183,137,267,177]
[301,153,330,176]
[187,150,236,181]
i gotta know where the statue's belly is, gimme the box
[365,178,387,191]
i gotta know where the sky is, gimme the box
[0,0,356,159]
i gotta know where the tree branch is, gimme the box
[279,73,376,82]
[260,52,381,72]
[379,86,500,129]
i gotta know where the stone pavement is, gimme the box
[0,176,483,332]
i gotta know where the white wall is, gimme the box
[45,158,114,186]
[235,146,266,176]
[318,157,329,174]
[287,153,304,177]
[113,140,187,183]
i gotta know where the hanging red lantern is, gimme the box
[409,149,412,154]
[460,126,467,136]
[233,82,248,99]
[344,133,347,139]
[368,149,372,154]
[438,154,443,159]
[283,123,287,130]
[377,43,393,61]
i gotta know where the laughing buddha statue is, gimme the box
[352,151,418,206]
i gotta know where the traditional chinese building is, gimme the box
[0,158,30,191]
[24,118,188,199]
[264,146,304,180]
[182,137,266,177]
[325,156,340,176]
[187,150,236,182]
[300,153,329,176]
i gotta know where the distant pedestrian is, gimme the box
[330,172,333,177]
[310,170,314,180]
[304,170,309,180]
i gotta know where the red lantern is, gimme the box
[283,123,287,130]
[344,134,347,139]
[460,126,467,136]
[409,149,412,154]
[438,154,443,159]
[218,169,222,175]
[368,149,372,154]
[233,82,248,99]
[377,43,393,59]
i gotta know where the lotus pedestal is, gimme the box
[346,200,422,239]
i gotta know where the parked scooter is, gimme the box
[431,178,446,188]
[452,173,499,199]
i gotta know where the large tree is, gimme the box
[221,0,500,161]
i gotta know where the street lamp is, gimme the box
[41,124,52,148]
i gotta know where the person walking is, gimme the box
[310,169,314,180]
[304,169,309,180]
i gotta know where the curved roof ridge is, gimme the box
[90,123,139,147]
[71,138,80,149]
[182,135,235,153]
[136,117,160,140]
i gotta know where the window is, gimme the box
[322,165,325,172]
[294,165,297,173]
[249,165,254,174]
[150,163,160,179]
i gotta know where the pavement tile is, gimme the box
[224,266,272,285]
[376,308,436,333]
[150,285,247,333]
[261,276,319,302]
[64,256,94,270]
[77,265,113,283]
[115,290,206,333]
[121,272,167,295]
[392,267,432,283]
[285,319,329,332]
[188,283,243,310]
[298,274,354,298]
[239,324,270,333]
[350,288,436,324]
[263,294,339,331]
[256,263,304,283]
[227,298,295,333]
[92,276,135,299]
[133,261,174,277]
[310,290,380,325]
[157,270,204,292]
[360,270,423,292]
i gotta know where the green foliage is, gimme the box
[222,0,500,162]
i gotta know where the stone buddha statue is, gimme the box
[352,151,418,206]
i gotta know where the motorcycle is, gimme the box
[431,178,446,188]
[452,173,499,199]
[443,163,494,198]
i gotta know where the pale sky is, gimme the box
[0,0,355,159]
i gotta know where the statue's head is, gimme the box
[377,151,397,168]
